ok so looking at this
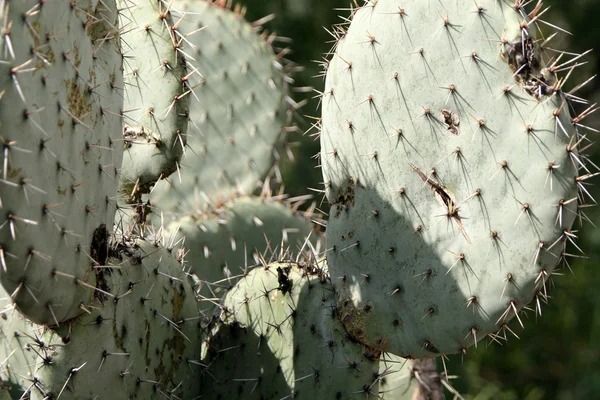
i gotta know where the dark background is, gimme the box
[241,1,600,398]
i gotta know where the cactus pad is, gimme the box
[118,0,191,202]
[202,262,380,399]
[150,0,293,214]
[321,0,586,357]
[0,0,123,324]
[0,239,201,399]
[166,195,317,310]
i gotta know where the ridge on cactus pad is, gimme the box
[0,0,124,325]
[320,0,591,358]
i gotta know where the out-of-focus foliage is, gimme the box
[241,0,341,197]
[242,1,600,398]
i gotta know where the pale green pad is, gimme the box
[379,354,418,399]
[0,0,123,324]
[321,0,580,357]
[0,240,201,399]
[150,0,291,214]
[166,196,316,309]
[203,262,380,399]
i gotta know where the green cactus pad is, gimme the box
[165,195,318,310]
[321,0,585,357]
[118,0,191,202]
[0,239,201,399]
[149,0,293,214]
[202,262,380,399]
[0,0,123,324]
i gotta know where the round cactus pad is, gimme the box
[321,0,583,357]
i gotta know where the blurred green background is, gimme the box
[240,1,600,398]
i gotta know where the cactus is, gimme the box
[0,0,124,325]
[0,1,322,398]
[165,194,319,309]
[0,0,321,398]
[320,0,590,358]
[0,238,202,399]
[149,0,296,216]
[202,261,381,399]
[118,0,191,203]
[0,0,593,399]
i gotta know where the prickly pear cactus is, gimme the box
[0,0,123,325]
[203,262,381,399]
[118,0,191,202]
[0,239,202,399]
[150,0,294,215]
[321,0,589,357]
[166,195,317,307]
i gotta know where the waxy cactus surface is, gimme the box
[118,0,191,203]
[321,0,587,357]
[150,0,295,215]
[0,0,124,325]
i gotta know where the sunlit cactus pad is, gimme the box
[150,0,294,215]
[321,0,587,357]
[202,262,380,399]
[0,0,123,324]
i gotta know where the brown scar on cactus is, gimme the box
[330,177,356,217]
[90,224,111,301]
[441,108,460,135]
[66,80,92,121]
[336,295,387,357]
[409,162,471,243]
[501,35,556,99]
